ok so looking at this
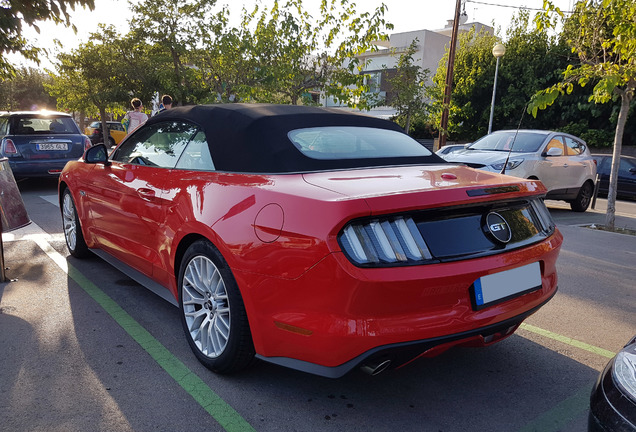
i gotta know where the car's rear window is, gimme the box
[13,116,79,135]
[470,132,546,153]
[288,127,432,160]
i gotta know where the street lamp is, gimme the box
[488,43,506,134]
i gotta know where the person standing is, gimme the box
[156,94,173,115]
[123,98,148,135]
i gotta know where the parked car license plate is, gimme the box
[472,262,542,309]
[37,143,68,151]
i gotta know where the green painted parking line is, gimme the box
[520,323,616,359]
[517,382,592,432]
[33,235,255,432]
[67,264,256,432]
[516,325,616,431]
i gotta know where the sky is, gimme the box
[12,0,575,71]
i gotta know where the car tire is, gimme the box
[178,240,255,374]
[61,188,90,258]
[570,181,594,212]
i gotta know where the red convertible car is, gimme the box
[59,104,562,377]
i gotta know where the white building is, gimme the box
[324,15,493,118]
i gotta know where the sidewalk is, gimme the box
[545,197,636,233]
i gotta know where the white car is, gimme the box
[435,144,467,157]
[444,130,597,212]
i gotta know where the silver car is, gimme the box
[443,130,597,212]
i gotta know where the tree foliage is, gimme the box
[0,0,94,78]
[129,0,220,105]
[47,25,141,136]
[431,11,576,141]
[528,0,636,229]
[382,40,430,134]
[0,67,56,110]
[215,0,393,106]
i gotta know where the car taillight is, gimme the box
[339,216,433,266]
[530,198,556,233]
[84,136,92,151]
[2,138,18,155]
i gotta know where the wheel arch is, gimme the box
[173,233,209,284]
[58,180,69,208]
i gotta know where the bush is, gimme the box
[558,122,614,148]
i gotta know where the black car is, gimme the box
[592,154,636,200]
[589,335,636,431]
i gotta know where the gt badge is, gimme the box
[486,212,512,244]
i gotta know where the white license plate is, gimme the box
[472,262,542,309]
[37,143,68,151]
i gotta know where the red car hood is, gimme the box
[302,164,546,213]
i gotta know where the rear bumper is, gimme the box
[257,295,554,378]
[238,230,563,376]
[8,159,73,177]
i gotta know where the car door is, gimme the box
[534,135,568,192]
[85,121,196,277]
[617,157,636,197]
[562,135,590,189]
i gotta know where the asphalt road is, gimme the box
[1,177,635,432]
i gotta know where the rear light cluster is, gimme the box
[2,138,18,155]
[529,198,555,232]
[338,198,555,267]
[340,216,433,266]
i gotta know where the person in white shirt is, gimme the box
[123,98,148,135]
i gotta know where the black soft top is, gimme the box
[146,104,441,173]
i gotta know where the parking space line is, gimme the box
[517,382,592,432]
[520,323,616,359]
[29,232,256,432]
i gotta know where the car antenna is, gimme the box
[500,103,527,175]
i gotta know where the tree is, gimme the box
[431,12,575,142]
[382,40,430,134]
[0,67,57,110]
[0,0,94,78]
[47,25,132,140]
[529,0,636,229]
[239,0,392,106]
[193,6,262,103]
[129,0,219,105]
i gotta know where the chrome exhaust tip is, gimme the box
[360,359,392,376]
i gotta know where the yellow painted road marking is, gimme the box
[520,323,616,359]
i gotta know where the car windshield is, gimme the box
[288,127,432,160]
[469,132,546,153]
[14,116,79,135]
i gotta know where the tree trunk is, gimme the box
[605,87,633,229]
[404,110,412,134]
[99,106,109,148]
[170,46,184,104]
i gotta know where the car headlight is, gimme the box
[491,160,523,171]
[339,216,433,266]
[613,338,636,399]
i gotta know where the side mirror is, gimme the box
[85,143,110,165]
[544,147,563,157]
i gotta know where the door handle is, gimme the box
[137,188,156,199]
